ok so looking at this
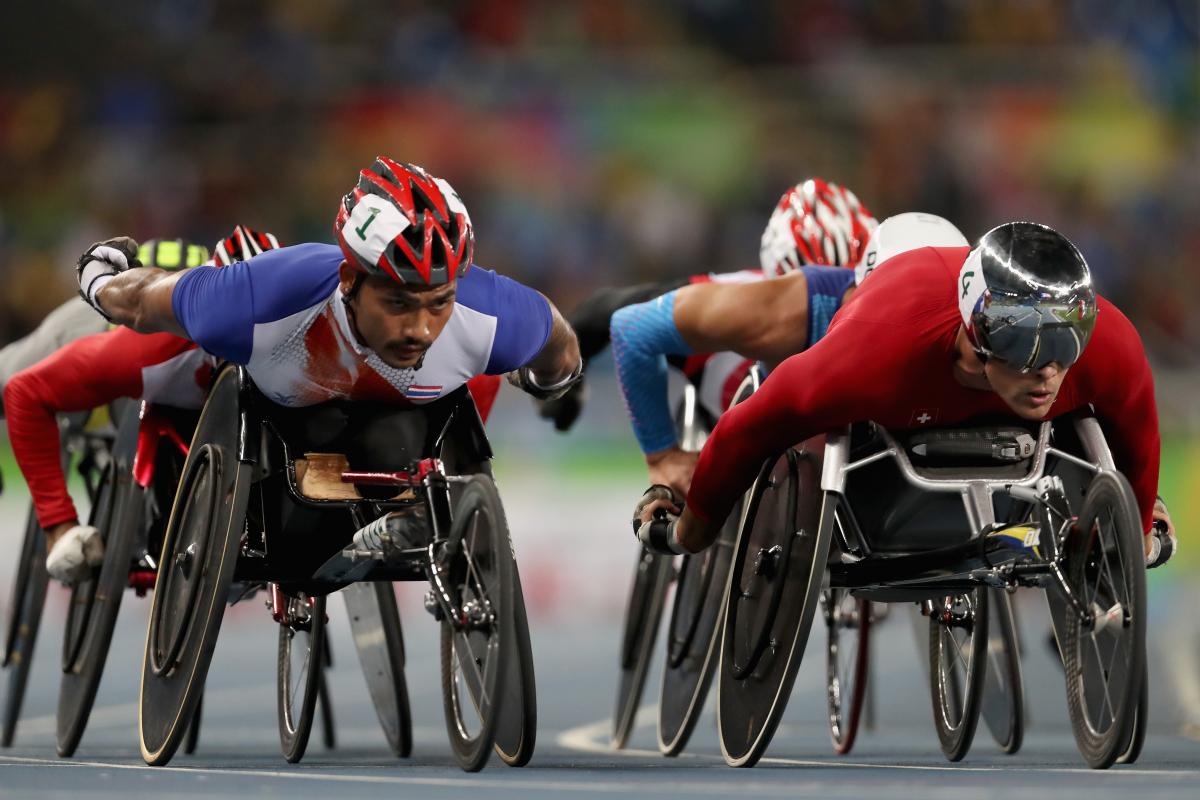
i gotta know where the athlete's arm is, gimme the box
[569,278,691,364]
[2,329,194,531]
[673,272,811,365]
[1079,298,1161,535]
[522,298,582,387]
[95,268,189,337]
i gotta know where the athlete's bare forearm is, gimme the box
[96,268,188,337]
[672,274,810,365]
[525,299,581,384]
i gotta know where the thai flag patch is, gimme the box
[405,384,442,400]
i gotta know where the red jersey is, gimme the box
[687,246,1159,534]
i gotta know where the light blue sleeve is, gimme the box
[610,290,693,454]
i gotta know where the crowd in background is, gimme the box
[1,0,1196,374]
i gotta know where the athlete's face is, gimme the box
[339,263,457,369]
[984,358,1067,420]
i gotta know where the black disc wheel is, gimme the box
[139,365,252,766]
[277,592,327,763]
[657,498,740,756]
[2,506,49,748]
[1061,471,1146,769]
[718,446,832,767]
[57,456,144,757]
[439,475,515,772]
[492,560,537,767]
[824,588,871,755]
[344,581,411,758]
[928,588,989,762]
[183,692,202,755]
[979,589,1024,755]
[612,549,672,749]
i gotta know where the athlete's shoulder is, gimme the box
[453,264,552,374]
[1076,295,1146,369]
[842,245,966,323]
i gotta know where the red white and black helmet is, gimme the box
[213,225,281,266]
[334,157,474,286]
[759,178,878,277]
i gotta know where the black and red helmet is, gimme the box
[334,157,474,286]
[213,225,281,266]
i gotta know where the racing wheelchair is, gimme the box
[3,411,113,747]
[137,365,535,771]
[716,412,1146,769]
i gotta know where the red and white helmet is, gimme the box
[335,157,474,286]
[759,178,877,277]
[213,225,281,266]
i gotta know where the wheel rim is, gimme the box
[1072,510,1135,739]
[826,590,868,750]
[666,549,717,669]
[281,596,318,736]
[447,507,504,742]
[149,444,220,677]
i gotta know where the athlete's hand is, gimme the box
[632,485,684,555]
[646,447,699,498]
[76,236,141,315]
[535,378,586,432]
[1146,495,1176,569]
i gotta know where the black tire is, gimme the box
[718,447,832,767]
[57,460,144,757]
[825,588,871,755]
[2,507,48,748]
[1061,471,1146,769]
[139,366,252,766]
[1116,669,1148,765]
[439,475,515,772]
[980,589,1024,755]
[611,549,672,748]
[493,563,537,766]
[277,592,327,763]
[928,588,989,762]
[183,692,202,755]
[657,501,739,756]
[317,633,336,750]
[344,581,411,758]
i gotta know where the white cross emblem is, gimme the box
[917,412,932,424]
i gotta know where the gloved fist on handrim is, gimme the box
[631,484,686,556]
[1146,494,1177,569]
[76,236,141,316]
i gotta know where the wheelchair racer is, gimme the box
[636,221,1177,569]
[3,228,279,582]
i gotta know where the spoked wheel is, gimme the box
[439,475,516,772]
[824,588,871,755]
[928,588,989,762]
[139,365,252,766]
[183,692,202,755]
[57,457,144,757]
[979,589,1024,755]
[2,506,48,747]
[492,562,537,767]
[277,592,327,763]
[611,548,672,749]
[718,445,832,767]
[657,499,740,756]
[344,581,411,758]
[1060,471,1146,769]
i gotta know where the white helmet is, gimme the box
[855,212,969,286]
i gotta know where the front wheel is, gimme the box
[2,507,48,748]
[824,588,870,755]
[439,475,515,772]
[277,592,327,763]
[928,588,989,762]
[1060,471,1146,769]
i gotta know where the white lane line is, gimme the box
[555,706,1199,777]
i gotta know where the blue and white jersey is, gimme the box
[172,243,551,407]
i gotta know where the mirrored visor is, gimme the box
[977,304,1093,372]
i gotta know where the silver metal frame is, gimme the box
[821,416,1113,540]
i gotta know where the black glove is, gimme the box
[506,359,584,402]
[536,377,586,432]
[76,236,141,317]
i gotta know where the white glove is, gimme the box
[46,524,105,584]
[631,485,685,555]
[76,236,141,317]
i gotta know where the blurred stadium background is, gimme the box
[0,3,1196,592]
